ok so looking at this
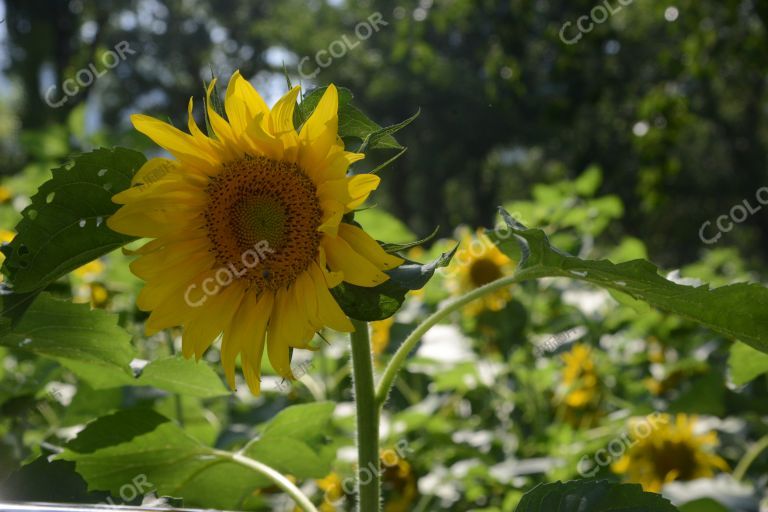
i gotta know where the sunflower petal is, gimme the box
[338,223,403,270]
[323,234,390,287]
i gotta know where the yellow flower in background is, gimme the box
[446,227,513,314]
[0,185,11,203]
[0,229,15,282]
[612,414,729,492]
[73,259,105,281]
[371,316,395,358]
[555,343,603,427]
[381,450,418,512]
[317,472,344,512]
[107,72,402,394]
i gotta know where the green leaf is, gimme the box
[339,104,401,149]
[380,225,439,254]
[136,356,230,398]
[729,341,768,385]
[514,480,678,511]
[332,244,458,321]
[678,498,729,512]
[0,293,134,384]
[261,401,335,441]
[1,147,145,293]
[497,208,768,355]
[58,407,333,510]
[358,108,420,153]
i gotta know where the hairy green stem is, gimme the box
[214,449,319,512]
[350,318,381,512]
[375,272,534,410]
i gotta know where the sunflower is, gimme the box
[555,343,603,427]
[612,413,729,492]
[107,72,402,394]
[446,227,513,314]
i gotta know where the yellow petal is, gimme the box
[182,280,247,359]
[129,158,179,188]
[267,287,299,379]
[221,289,271,390]
[318,246,343,288]
[131,114,217,169]
[346,173,381,209]
[323,235,389,287]
[338,223,403,270]
[225,70,269,137]
[205,79,241,156]
[299,84,339,171]
[308,263,353,332]
[268,85,302,161]
[318,199,344,236]
[322,148,365,182]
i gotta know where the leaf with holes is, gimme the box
[1,147,145,294]
[495,208,768,355]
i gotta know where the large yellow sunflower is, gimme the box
[108,72,402,394]
[612,413,729,492]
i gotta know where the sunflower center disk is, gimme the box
[469,257,503,287]
[204,155,322,291]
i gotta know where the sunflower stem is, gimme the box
[350,319,381,512]
[374,271,538,410]
[733,433,768,481]
[213,449,319,512]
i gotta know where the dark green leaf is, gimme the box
[1,147,145,293]
[359,108,420,153]
[498,208,768,355]
[515,480,678,511]
[339,104,401,149]
[380,225,439,253]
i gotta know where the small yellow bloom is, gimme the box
[446,227,514,314]
[73,259,105,281]
[381,449,417,512]
[555,344,603,426]
[612,413,729,492]
[0,186,11,203]
[317,472,344,512]
[107,72,402,394]
[371,316,395,358]
[0,229,15,282]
